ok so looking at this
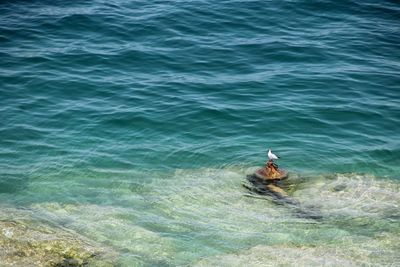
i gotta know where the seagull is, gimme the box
[268,149,279,161]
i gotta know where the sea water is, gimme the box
[0,0,399,266]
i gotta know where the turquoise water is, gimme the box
[1,0,400,265]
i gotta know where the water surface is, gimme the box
[1,0,399,265]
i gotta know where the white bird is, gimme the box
[268,149,279,160]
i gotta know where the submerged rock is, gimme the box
[0,208,116,267]
[245,173,293,202]
[244,173,322,220]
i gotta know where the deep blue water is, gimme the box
[1,0,400,266]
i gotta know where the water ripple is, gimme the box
[1,0,400,265]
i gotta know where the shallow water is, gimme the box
[1,0,399,266]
